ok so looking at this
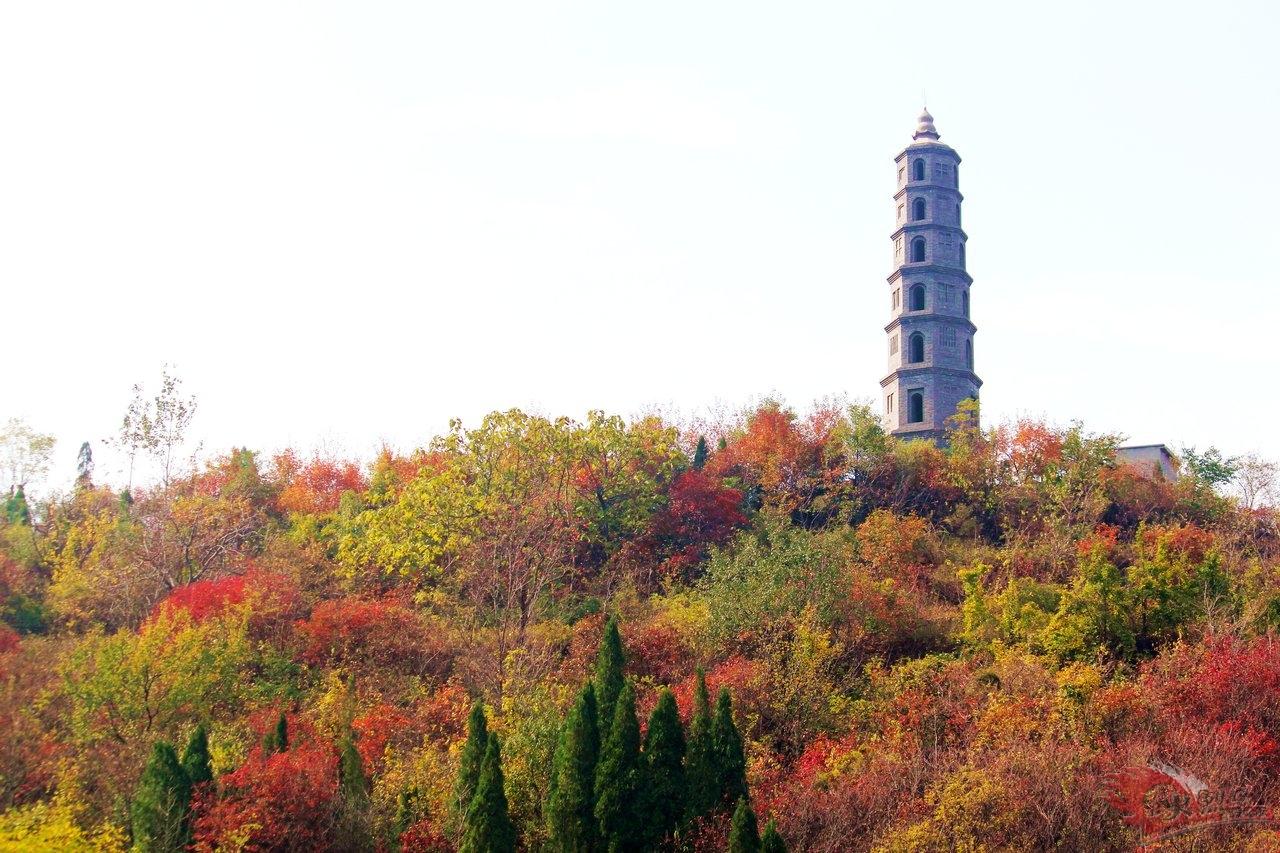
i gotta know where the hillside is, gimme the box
[1,398,1278,851]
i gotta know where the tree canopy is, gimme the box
[1,393,1277,850]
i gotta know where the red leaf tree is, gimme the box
[193,738,338,852]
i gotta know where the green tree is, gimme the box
[712,688,747,808]
[546,683,600,852]
[392,788,420,851]
[488,681,562,852]
[461,736,517,853]
[76,441,95,489]
[336,733,373,852]
[698,520,848,651]
[727,797,760,853]
[60,607,250,746]
[454,702,490,819]
[693,436,709,471]
[1180,445,1238,488]
[574,412,684,561]
[130,741,191,852]
[685,668,717,820]
[643,688,686,846]
[1042,551,1133,661]
[760,820,787,853]
[339,737,369,803]
[262,712,288,753]
[4,486,30,526]
[840,402,890,466]
[180,725,213,787]
[594,682,643,852]
[594,617,625,732]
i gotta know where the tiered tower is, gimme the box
[881,108,980,442]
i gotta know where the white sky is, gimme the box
[3,1,1278,492]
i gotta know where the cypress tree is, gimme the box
[336,733,373,851]
[685,668,717,820]
[546,683,600,852]
[454,702,490,819]
[711,688,747,807]
[180,724,213,787]
[262,712,288,753]
[130,741,191,852]
[461,736,517,853]
[692,436,709,471]
[727,798,760,853]
[392,788,420,851]
[4,486,30,526]
[75,441,94,489]
[643,688,686,846]
[339,734,370,805]
[760,820,787,853]
[594,617,625,733]
[594,682,643,852]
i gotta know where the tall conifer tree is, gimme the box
[760,820,787,853]
[336,732,373,852]
[181,725,213,787]
[131,741,192,852]
[339,734,370,803]
[262,712,288,753]
[454,701,490,819]
[4,486,29,526]
[462,736,516,853]
[727,798,761,853]
[594,617,625,733]
[547,683,600,852]
[392,788,420,852]
[594,681,643,852]
[692,436,709,470]
[394,790,412,834]
[712,688,747,807]
[685,668,717,819]
[75,441,94,489]
[643,688,686,846]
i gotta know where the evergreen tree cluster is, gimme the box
[132,716,378,852]
[455,702,518,853]
[547,616,773,852]
[450,616,777,851]
[130,725,211,852]
[727,797,786,853]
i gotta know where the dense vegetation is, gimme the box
[1,388,1279,851]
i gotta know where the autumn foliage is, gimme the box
[273,450,368,516]
[2,401,1279,851]
[192,739,338,851]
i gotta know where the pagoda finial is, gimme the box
[913,107,939,141]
